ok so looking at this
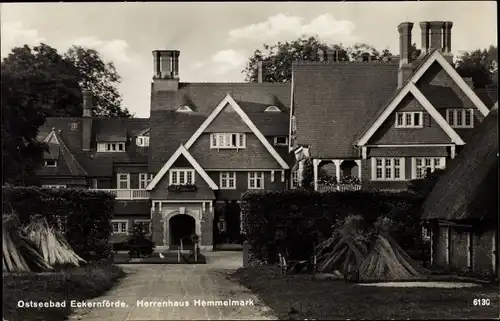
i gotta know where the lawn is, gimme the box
[231,266,500,320]
[3,262,126,321]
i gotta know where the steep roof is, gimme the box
[420,103,498,221]
[149,83,291,172]
[292,61,398,158]
[37,117,150,177]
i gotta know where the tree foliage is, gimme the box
[455,46,498,89]
[1,43,130,185]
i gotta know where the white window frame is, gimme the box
[210,133,246,149]
[265,105,281,112]
[446,108,474,128]
[371,158,406,181]
[411,157,446,179]
[136,136,150,147]
[134,220,152,235]
[220,172,236,189]
[139,173,154,189]
[111,220,129,235]
[117,173,130,189]
[274,136,289,146]
[70,122,78,131]
[395,112,424,128]
[169,169,195,185]
[248,172,265,189]
[44,159,57,167]
[291,170,300,189]
[42,185,66,189]
[97,142,126,152]
[176,105,193,112]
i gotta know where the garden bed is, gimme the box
[231,266,499,320]
[3,262,126,321]
[113,252,207,264]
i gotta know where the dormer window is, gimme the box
[446,108,474,128]
[136,136,150,147]
[97,142,126,152]
[45,159,57,167]
[395,112,423,128]
[176,105,193,113]
[274,136,288,146]
[265,106,281,112]
[210,133,246,149]
[70,122,78,131]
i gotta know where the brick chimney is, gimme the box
[419,22,430,55]
[397,22,414,88]
[82,90,92,151]
[152,50,180,92]
[442,21,454,63]
[428,21,445,52]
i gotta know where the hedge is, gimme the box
[240,189,426,264]
[2,186,116,261]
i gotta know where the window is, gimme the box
[395,112,423,128]
[134,220,151,235]
[412,157,446,179]
[139,173,154,189]
[42,185,66,189]
[176,105,193,112]
[265,106,281,112]
[44,160,57,167]
[97,142,126,152]
[220,172,236,189]
[169,169,195,185]
[446,109,474,128]
[372,158,405,180]
[210,133,246,149]
[136,136,150,147]
[274,136,288,146]
[111,220,128,234]
[117,173,130,189]
[291,171,300,189]
[70,122,78,131]
[248,172,264,189]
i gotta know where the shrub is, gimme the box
[2,186,115,261]
[240,189,424,264]
[127,222,155,258]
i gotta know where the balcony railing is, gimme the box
[317,184,362,193]
[91,189,150,200]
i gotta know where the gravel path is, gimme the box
[69,252,276,320]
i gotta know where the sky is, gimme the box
[1,2,497,118]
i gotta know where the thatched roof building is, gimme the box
[421,102,498,223]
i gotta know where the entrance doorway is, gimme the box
[214,200,243,250]
[169,214,195,249]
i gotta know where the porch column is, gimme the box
[355,160,362,181]
[313,159,320,191]
[332,159,341,180]
[163,217,168,247]
[450,145,456,159]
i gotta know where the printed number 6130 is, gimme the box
[473,298,491,306]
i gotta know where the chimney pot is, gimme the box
[428,21,445,52]
[152,49,180,92]
[81,89,92,151]
[82,90,92,117]
[443,21,453,60]
[419,22,430,54]
[397,22,415,88]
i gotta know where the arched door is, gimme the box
[169,214,195,248]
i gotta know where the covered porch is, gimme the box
[312,159,362,192]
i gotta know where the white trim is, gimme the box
[273,136,289,146]
[210,133,246,149]
[411,51,489,116]
[270,170,275,183]
[365,144,454,147]
[146,144,218,190]
[248,172,265,189]
[220,172,236,189]
[291,170,300,189]
[133,219,152,236]
[411,157,446,179]
[44,159,58,167]
[395,111,424,128]
[43,131,60,144]
[281,170,285,183]
[203,168,284,171]
[117,173,130,189]
[42,185,66,188]
[169,169,195,185]
[184,94,289,169]
[136,136,150,147]
[358,50,490,146]
[371,157,406,181]
[446,108,475,128]
[152,200,207,203]
[136,128,150,136]
[111,220,129,235]
[97,142,126,152]
[176,105,193,112]
[313,159,320,191]
[139,173,153,189]
[359,83,465,146]
[265,106,281,112]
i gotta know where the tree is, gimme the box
[64,46,131,117]
[455,46,498,89]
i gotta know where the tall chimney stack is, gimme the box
[442,21,454,63]
[257,61,263,83]
[397,22,414,88]
[428,21,445,52]
[82,90,92,151]
[152,50,180,92]
[420,22,430,55]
